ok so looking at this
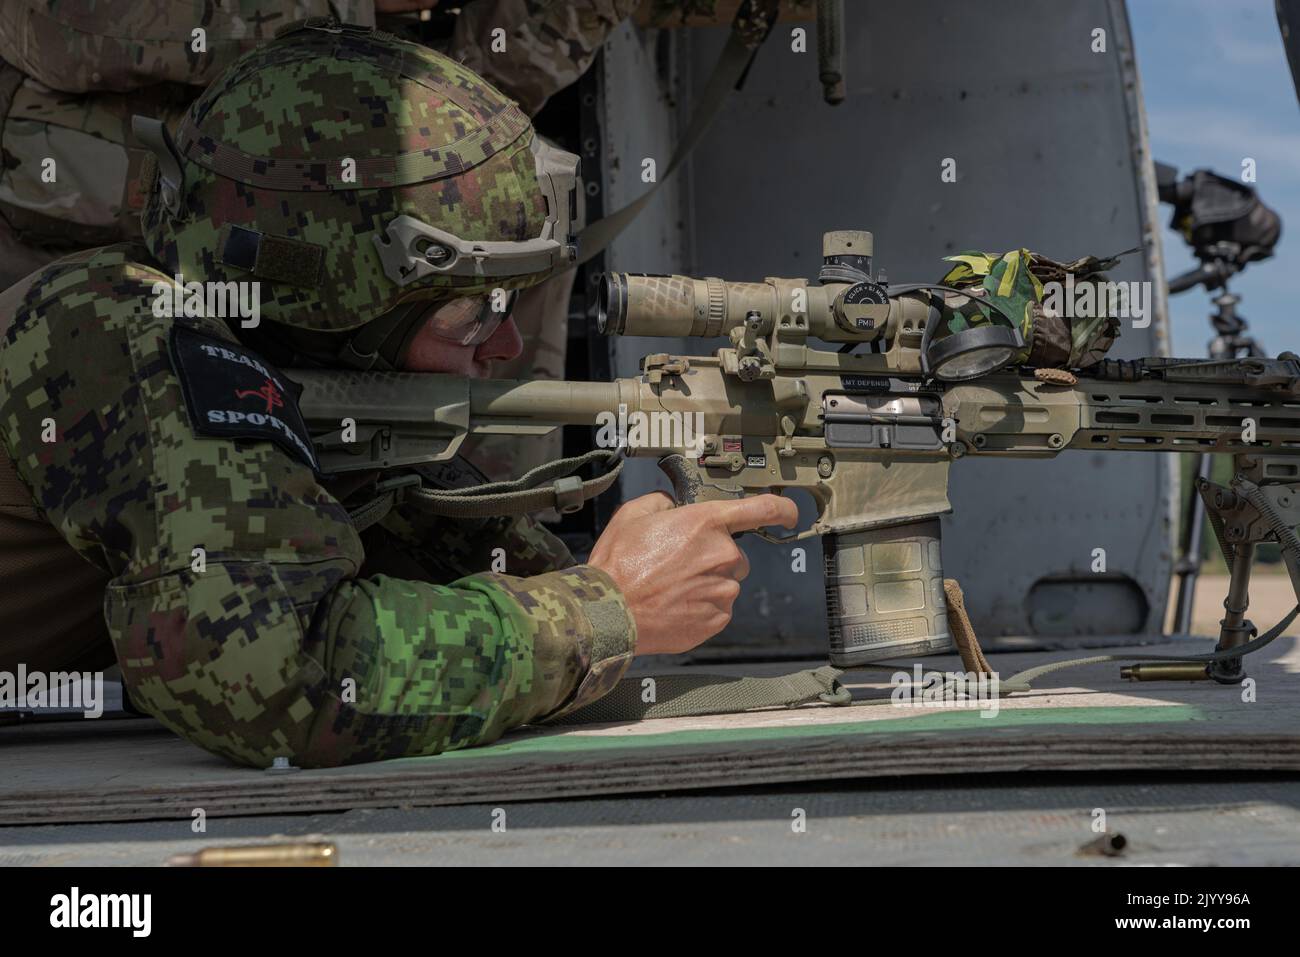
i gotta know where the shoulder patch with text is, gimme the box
[168,324,319,471]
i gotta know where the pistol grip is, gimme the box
[657,453,706,506]
[658,454,761,545]
[657,452,749,508]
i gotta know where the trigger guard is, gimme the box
[752,526,818,545]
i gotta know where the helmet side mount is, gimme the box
[132,115,185,218]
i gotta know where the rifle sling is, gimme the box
[546,665,850,725]
[575,1,780,265]
[346,448,624,530]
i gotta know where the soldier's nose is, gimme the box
[475,316,524,364]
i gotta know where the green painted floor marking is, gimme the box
[393,704,1204,765]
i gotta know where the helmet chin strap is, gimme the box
[334,301,430,371]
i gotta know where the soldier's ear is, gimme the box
[132,116,185,218]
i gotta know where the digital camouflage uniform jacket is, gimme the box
[0,244,636,767]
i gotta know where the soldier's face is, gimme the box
[399,312,524,378]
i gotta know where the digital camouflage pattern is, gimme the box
[0,1,645,472]
[144,21,550,332]
[144,21,551,332]
[0,245,635,766]
[451,0,641,116]
[0,13,644,766]
[0,64,191,249]
[0,2,646,473]
[0,0,373,93]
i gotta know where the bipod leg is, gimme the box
[1209,541,1253,684]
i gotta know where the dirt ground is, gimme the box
[1170,572,1300,637]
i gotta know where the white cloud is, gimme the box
[1144,106,1300,184]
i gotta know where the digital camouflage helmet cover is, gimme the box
[138,17,579,354]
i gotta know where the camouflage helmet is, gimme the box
[139,18,578,338]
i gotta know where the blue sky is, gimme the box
[1129,0,1300,356]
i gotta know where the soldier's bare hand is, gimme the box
[587,492,799,655]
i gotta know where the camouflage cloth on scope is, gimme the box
[0,247,636,767]
[935,248,1133,369]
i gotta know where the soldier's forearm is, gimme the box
[311,565,634,758]
[322,566,634,727]
[470,565,637,724]
[110,562,632,768]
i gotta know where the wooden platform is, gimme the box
[3,635,1298,826]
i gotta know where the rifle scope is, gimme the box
[598,272,928,343]
[598,271,1023,380]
